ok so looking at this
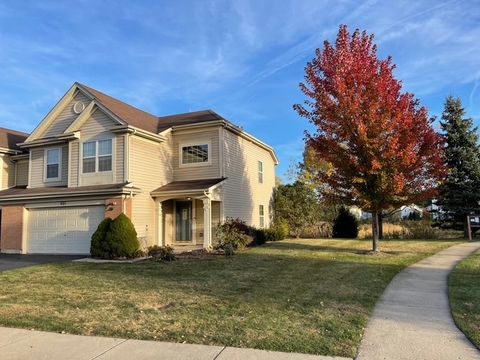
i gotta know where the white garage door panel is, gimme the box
[28,206,104,254]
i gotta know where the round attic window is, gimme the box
[73,101,85,114]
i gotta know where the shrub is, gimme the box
[405,221,440,239]
[358,221,447,240]
[300,222,333,238]
[332,207,358,238]
[90,213,140,259]
[105,214,140,258]
[90,218,113,259]
[215,218,250,255]
[358,223,409,239]
[148,245,176,261]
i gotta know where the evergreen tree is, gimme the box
[438,96,480,230]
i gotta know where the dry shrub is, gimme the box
[358,221,445,240]
[300,222,333,238]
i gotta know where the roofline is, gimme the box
[111,125,165,143]
[0,147,23,155]
[25,84,79,143]
[0,186,142,203]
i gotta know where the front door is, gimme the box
[175,201,192,242]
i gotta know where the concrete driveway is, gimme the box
[0,254,83,272]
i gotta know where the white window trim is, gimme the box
[80,138,115,175]
[179,140,212,168]
[44,147,62,182]
[258,160,264,184]
[259,204,265,228]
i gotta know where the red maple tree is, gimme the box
[294,25,445,251]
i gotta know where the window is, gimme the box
[259,205,265,228]
[181,143,209,165]
[258,160,264,183]
[45,148,61,180]
[83,139,112,173]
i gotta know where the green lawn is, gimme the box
[449,249,480,349]
[0,239,461,358]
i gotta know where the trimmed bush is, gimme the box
[251,227,286,245]
[105,214,140,258]
[90,213,140,259]
[332,207,358,238]
[90,218,113,259]
[148,245,176,261]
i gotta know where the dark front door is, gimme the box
[175,201,192,242]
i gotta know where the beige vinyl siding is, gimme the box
[222,129,276,228]
[69,141,79,187]
[41,92,90,138]
[79,109,114,140]
[1,155,15,189]
[77,109,120,186]
[29,146,68,188]
[115,135,125,183]
[15,159,29,186]
[172,128,221,181]
[130,133,173,247]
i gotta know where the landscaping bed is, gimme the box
[449,249,480,349]
[0,239,461,358]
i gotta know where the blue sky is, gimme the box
[0,0,479,181]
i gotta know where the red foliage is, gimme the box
[294,25,445,213]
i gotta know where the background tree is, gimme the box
[332,206,359,238]
[274,181,319,238]
[437,96,480,234]
[294,25,445,251]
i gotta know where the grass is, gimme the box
[449,249,480,349]
[0,239,462,358]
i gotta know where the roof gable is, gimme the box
[77,83,160,134]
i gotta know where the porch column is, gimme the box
[203,197,212,249]
[156,200,164,246]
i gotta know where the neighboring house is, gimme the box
[400,204,423,220]
[0,83,278,254]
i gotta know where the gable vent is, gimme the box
[73,101,85,114]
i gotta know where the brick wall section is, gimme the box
[104,197,132,220]
[1,206,25,253]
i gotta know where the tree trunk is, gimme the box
[378,214,383,240]
[372,211,380,252]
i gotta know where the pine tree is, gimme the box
[438,96,480,231]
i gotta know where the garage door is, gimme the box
[27,206,104,254]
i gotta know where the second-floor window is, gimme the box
[83,139,113,174]
[181,143,210,165]
[258,160,264,183]
[45,148,61,181]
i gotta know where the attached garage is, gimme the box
[27,206,104,254]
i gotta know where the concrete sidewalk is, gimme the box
[0,327,351,360]
[357,241,480,360]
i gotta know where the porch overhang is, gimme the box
[150,178,226,200]
[151,178,226,250]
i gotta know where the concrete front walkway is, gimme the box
[0,327,351,360]
[357,241,480,360]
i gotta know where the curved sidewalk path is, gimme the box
[357,241,480,360]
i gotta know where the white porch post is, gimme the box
[203,197,212,249]
[156,200,164,246]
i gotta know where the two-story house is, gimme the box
[0,83,278,255]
